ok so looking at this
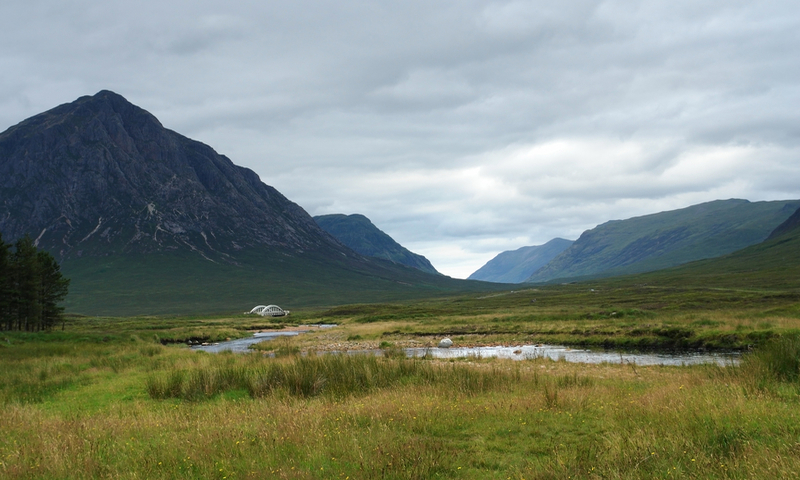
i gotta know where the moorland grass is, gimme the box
[3,282,800,478]
[43,279,800,353]
[145,353,518,401]
[2,330,800,478]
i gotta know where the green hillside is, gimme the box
[626,208,800,290]
[527,199,800,283]
[60,247,500,316]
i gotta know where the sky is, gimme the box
[2,1,800,278]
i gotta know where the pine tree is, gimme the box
[0,234,69,332]
[37,250,70,330]
[11,235,42,331]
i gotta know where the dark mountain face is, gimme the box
[314,213,440,275]
[0,91,503,315]
[0,90,343,261]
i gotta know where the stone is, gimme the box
[438,338,453,348]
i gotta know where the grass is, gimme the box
[2,332,800,478]
[738,333,800,385]
[3,279,800,478]
[293,284,800,352]
[60,247,509,316]
[47,279,800,354]
[145,353,517,401]
[4,209,799,476]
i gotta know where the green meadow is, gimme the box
[3,278,800,479]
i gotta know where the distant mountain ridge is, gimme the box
[468,238,573,283]
[525,199,800,283]
[314,214,439,275]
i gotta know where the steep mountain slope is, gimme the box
[526,199,800,283]
[0,90,335,260]
[314,214,439,275]
[468,238,573,283]
[628,205,800,290]
[766,205,800,241]
[0,91,500,315]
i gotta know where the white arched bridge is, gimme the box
[246,305,290,317]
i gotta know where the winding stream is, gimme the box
[192,330,738,366]
[404,345,737,366]
[190,331,301,353]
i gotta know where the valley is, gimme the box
[2,91,800,479]
[3,276,800,478]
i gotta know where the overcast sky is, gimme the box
[2,1,800,278]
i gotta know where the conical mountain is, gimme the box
[0,90,340,260]
[0,91,497,314]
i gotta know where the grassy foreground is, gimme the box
[3,282,800,479]
[2,328,800,479]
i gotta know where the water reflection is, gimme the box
[193,332,738,366]
[405,345,738,366]
[191,331,300,353]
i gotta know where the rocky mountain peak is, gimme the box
[0,90,344,261]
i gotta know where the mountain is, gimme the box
[0,91,500,315]
[468,238,573,283]
[526,199,800,283]
[629,205,800,290]
[0,90,336,260]
[314,214,439,275]
[766,205,800,241]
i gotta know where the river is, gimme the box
[192,330,738,366]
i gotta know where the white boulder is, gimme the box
[438,338,453,348]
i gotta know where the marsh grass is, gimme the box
[743,332,800,382]
[145,353,520,401]
[5,284,800,478]
[723,333,800,401]
[3,339,800,478]
[268,336,302,357]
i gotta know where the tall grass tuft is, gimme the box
[247,354,415,398]
[741,333,800,383]
[543,384,559,409]
[145,353,524,401]
[146,366,249,400]
[420,363,519,395]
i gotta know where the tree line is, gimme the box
[0,233,70,331]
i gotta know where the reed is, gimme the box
[742,332,800,382]
[143,353,522,402]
